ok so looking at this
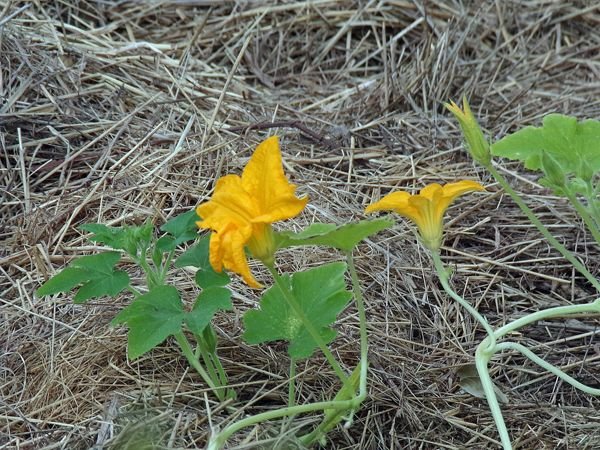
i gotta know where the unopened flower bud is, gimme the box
[445,97,492,166]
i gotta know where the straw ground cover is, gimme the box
[2,1,599,448]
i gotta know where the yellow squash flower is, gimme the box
[196,136,308,288]
[365,181,485,251]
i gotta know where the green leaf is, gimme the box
[176,236,230,288]
[79,223,129,250]
[72,251,122,271]
[457,364,508,403]
[243,262,352,359]
[155,235,175,253]
[112,285,184,359]
[291,223,337,239]
[185,286,232,334]
[276,218,393,252]
[73,270,130,303]
[491,114,600,182]
[36,267,93,296]
[79,222,154,257]
[160,209,199,246]
[36,252,130,303]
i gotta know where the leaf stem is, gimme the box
[345,251,368,400]
[157,249,176,285]
[485,163,600,292]
[586,181,600,230]
[299,252,369,446]
[126,285,142,298]
[195,332,235,400]
[173,332,225,402]
[265,265,349,384]
[288,357,296,410]
[564,189,600,246]
[195,336,222,391]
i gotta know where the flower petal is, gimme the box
[220,225,262,288]
[365,191,424,223]
[441,180,485,199]
[197,175,257,228]
[433,180,485,225]
[208,229,225,272]
[242,136,307,223]
[418,183,443,201]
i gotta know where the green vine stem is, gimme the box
[266,264,349,384]
[485,163,600,292]
[346,251,369,401]
[206,397,360,450]
[431,251,496,351]
[495,342,600,396]
[475,344,511,449]
[492,299,600,340]
[288,357,296,410]
[474,298,600,450]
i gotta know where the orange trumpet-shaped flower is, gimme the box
[197,136,308,288]
[365,181,485,251]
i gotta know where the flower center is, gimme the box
[247,223,276,267]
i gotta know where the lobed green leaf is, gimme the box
[276,218,393,252]
[491,114,600,185]
[112,285,184,359]
[243,262,352,359]
[186,286,232,335]
[112,284,232,359]
[36,251,130,303]
[160,209,199,247]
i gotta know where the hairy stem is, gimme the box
[431,251,496,351]
[564,189,600,246]
[206,397,358,450]
[494,299,600,340]
[174,332,224,402]
[485,163,600,292]
[495,342,600,396]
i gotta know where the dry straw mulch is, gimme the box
[2,1,599,449]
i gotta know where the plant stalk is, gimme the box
[174,332,225,402]
[431,251,496,351]
[485,163,600,292]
